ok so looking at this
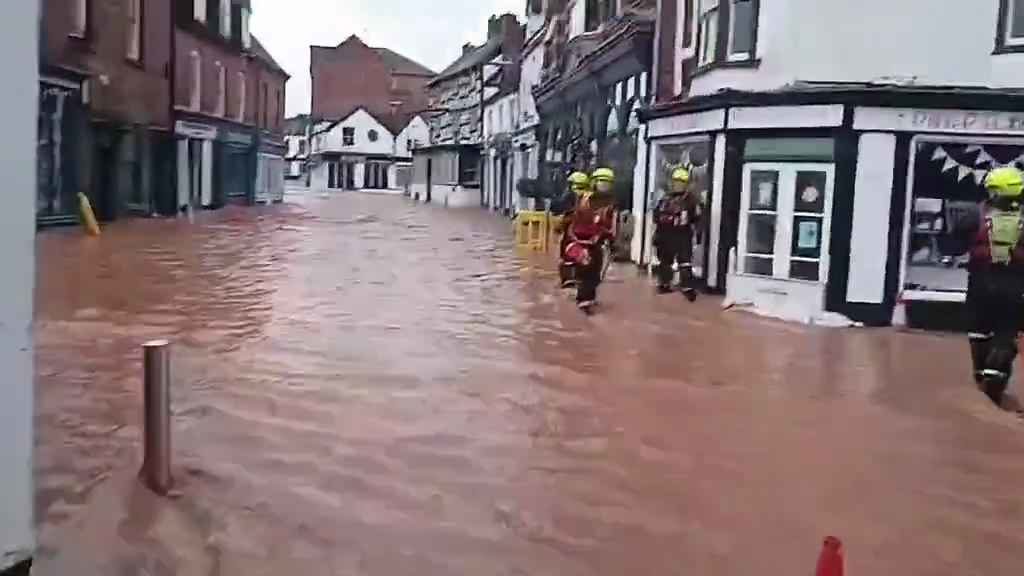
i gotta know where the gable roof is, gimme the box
[251,35,289,78]
[374,48,434,76]
[311,106,395,137]
[428,36,504,86]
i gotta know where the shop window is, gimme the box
[1000,0,1024,48]
[343,127,355,146]
[650,137,713,277]
[126,0,142,62]
[697,0,720,67]
[904,140,1024,295]
[738,163,834,282]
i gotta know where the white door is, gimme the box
[737,163,835,283]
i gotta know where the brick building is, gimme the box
[311,35,434,131]
[173,0,289,210]
[39,0,174,224]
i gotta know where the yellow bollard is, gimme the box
[78,192,101,236]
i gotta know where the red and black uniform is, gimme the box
[554,190,579,287]
[565,196,615,304]
[957,202,1024,402]
[653,191,701,293]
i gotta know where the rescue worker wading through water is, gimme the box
[563,167,617,311]
[557,171,591,288]
[653,167,701,301]
[962,166,1024,405]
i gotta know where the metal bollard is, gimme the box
[141,339,172,494]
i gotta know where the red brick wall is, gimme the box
[42,0,172,128]
[312,39,430,125]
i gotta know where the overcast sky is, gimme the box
[250,0,525,117]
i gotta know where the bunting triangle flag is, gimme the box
[974,169,988,185]
[966,144,984,155]
[942,157,958,173]
[958,165,974,182]
[931,146,948,162]
[976,149,995,165]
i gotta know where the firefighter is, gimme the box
[653,167,701,300]
[556,172,591,288]
[564,168,616,311]
[963,166,1024,405]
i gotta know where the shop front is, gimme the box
[175,119,217,212]
[218,129,255,205]
[643,90,1024,327]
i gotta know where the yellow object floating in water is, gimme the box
[78,192,101,236]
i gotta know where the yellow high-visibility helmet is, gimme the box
[568,171,590,194]
[591,167,615,183]
[671,167,690,184]
[985,166,1024,199]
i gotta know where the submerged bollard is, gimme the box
[141,339,172,494]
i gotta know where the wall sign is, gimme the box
[729,105,845,130]
[222,131,253,146]
[175,121,217,140]
[854,107,1024,135]
[648,109,726,138]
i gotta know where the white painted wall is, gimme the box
[519,38,544,130]
[685,0,1024,98]
[395,116,430,159]
[847,133,896,304]
[312,109,396,156]
[1,1,37,570]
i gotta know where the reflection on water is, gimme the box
[35,193,1024,574]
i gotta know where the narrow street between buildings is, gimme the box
[34,192,1024,575]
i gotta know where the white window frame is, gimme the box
[342,127,355,146]
[71,0,88,38]
[237,72,246,122]
[219,0,231,38]
[1004,0,1024,47]
[194,0,207,23]
[726,0,755,62]
[215,62,226,116]
[189,51,201,111]
[737,162,835,283]
[126,0,142,62]
[697,0,720,67]
[241,8,252,49]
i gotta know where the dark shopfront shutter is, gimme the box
[222,145,251,202]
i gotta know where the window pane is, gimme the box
[730,0,754,56]
[792,216,823,259]
[746,213,776,255]
[745,256,773,276]
[794,171,826,213]
[749,170,779,211]
[1013,0,1024,38]
[699,10,718,65]
[790,260,820,282]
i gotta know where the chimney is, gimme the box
[487,15,501,39]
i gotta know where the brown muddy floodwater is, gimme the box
[34,192,1024,574]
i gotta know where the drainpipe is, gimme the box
[638,130,651,267]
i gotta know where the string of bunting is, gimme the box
[930,144,1024,185]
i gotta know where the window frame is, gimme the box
[997,0,1024,51]
[342,127,356,146]
[237,71,246,122]
[215,61,226,117]
[189,50,202,111]
[219,0,231,38]
[240,7,252,48]
[70,0,90,39]
[194,0,207,24]
[694,0,760,73]
[126,0,143,63]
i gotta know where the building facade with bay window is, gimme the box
[637,0,1024,327]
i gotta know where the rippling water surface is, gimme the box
[34,193,1024,574]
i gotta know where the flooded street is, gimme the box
[34,192,1024,574]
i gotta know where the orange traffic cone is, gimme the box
[815,536,844,576]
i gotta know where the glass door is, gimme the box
[738,163,834,283]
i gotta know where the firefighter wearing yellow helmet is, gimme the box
[562,167,617,311]
[960,165,1024,405]
[652,166,702,300]
[556,172,591,288]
